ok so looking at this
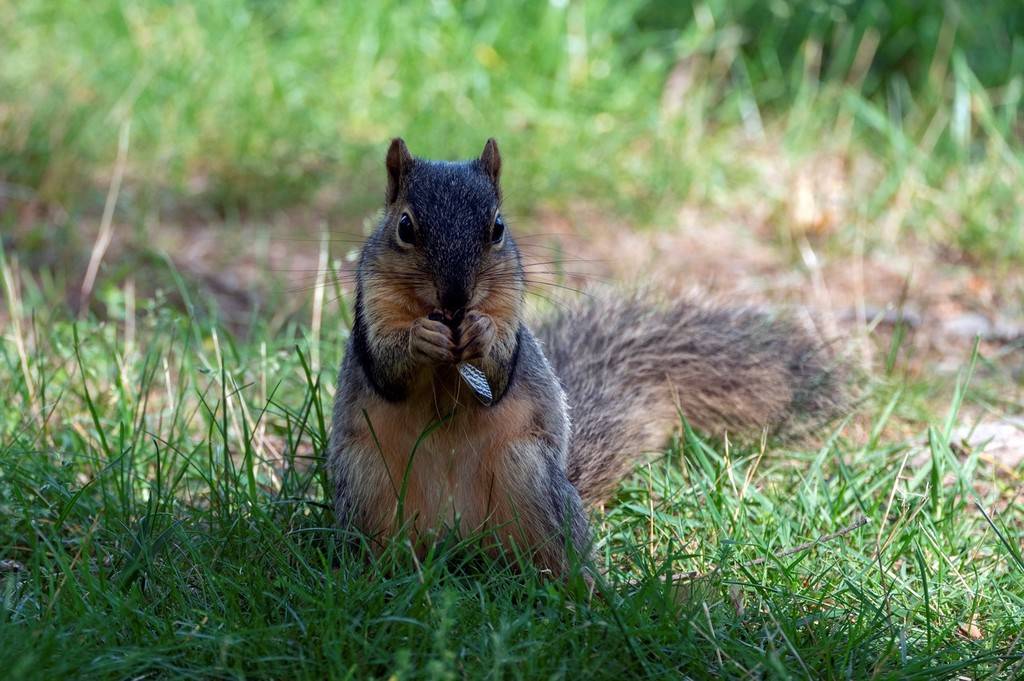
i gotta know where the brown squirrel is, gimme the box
[328,138,845,574]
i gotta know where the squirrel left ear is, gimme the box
[479,138,502,189]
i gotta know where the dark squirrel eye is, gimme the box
[397,213,416,246]
[491,215,505,245]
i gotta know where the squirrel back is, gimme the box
[536,292,846,505]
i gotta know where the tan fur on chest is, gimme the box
[352,381,539,541]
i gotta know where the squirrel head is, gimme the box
[358,138,524,326]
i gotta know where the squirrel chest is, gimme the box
[351,383,542,540]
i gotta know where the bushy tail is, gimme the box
[535,292,847,505]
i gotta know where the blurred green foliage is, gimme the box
[0,0,1021,257]
[639,1,1024,96]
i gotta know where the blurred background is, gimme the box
[1,0,1022,396]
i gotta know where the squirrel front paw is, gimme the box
[457,310,496,361]
[410,317,456,364]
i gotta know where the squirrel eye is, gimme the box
[491,215,505,245]
[396,213,416,247]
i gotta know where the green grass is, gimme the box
[2,250,1023,679]
[2,1,1024,678]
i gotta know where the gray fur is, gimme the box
[536,291,847,505]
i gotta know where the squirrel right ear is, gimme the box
[386,137,413,204]
[479,138,502,190]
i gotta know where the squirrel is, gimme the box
[328,138,846,575]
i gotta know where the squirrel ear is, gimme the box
[386,137,413,204]
[479,138,501,188]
